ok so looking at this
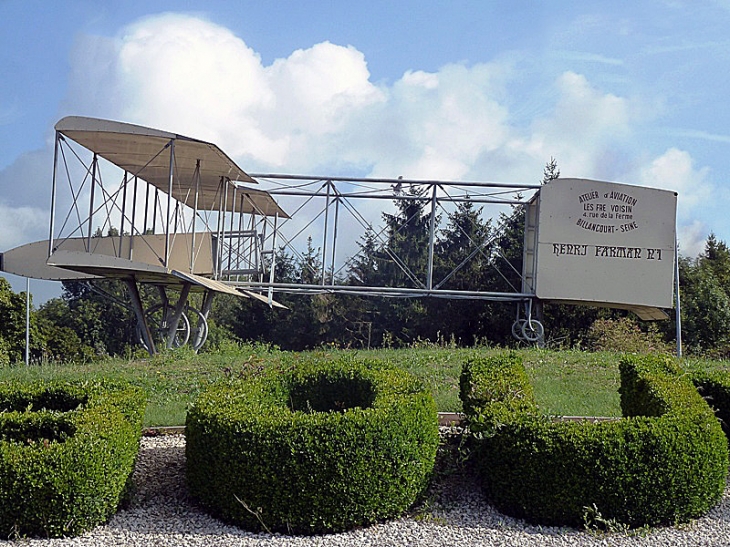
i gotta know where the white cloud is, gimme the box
[67,14,386,171]
[66,14,521,177]
[0,202,47,250]
[10,12,717,265]
[635,147,715,254]
[678,220,706,257]
[0,149,52,208]
[528,71,633,179]
[64,16,650,186]
[638,147,711,209]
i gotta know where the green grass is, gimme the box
[2,344,728,427]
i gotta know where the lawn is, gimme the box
[1,343,727,427]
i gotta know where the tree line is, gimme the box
[2,161,730,363]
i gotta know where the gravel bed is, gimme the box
[5,433,730,546]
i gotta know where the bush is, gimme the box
[585,317,673,354]
[692,370,730,439]
[461,353,728,528]
[186,357,439,534]
[0,381,146,538]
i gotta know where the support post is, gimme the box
[675,239,682,358]
[268,213,279,306]
[220,180,229,278]
[237,194,245,280]
[330,195,340,285]
[119,171,128,257]
[164,139,175,268]
[126,279,156,356]
[322,181,332,286]
[166,283,191,349]
[130,175,138,260]
[201,289,215,318]
[152,188,159,234]
[48,132,61,257]
[190,160,201,272]
[86,153,98,251]
[143,181,150,235]
[214,177,225,279]
[25,277,30,366]
[426,184,438,290]
[227,187,237,277]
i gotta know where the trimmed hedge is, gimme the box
[186,357,439,534]
[460,353,729,528]
[0,380,146,538]
[692,371,730,439]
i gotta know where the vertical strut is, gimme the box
[322,181,332,286]
[126,279,156,356]
[48,131,61,257]
[330,195,340,285]
[268,212,279,306]
[426,183,438,290]
[227,187,237,277]
[166,283,191,349]
[143,182,150,235]
[86,153,98,251]
[130,176,138,260]
[164,139,175,268]
[191,159,201,273]
[119,171,128,257]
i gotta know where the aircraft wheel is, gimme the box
[137,303,191,351]
[521,319,544,343]
[512,319,527,340]
[187,306,209,351]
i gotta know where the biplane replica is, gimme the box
[0,116,679,354]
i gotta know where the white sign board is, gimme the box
[534,178,677,309]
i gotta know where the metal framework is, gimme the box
[232,173,540,300]
[3,117,677,354]
[45,130,543,351]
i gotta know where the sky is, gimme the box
[2,0,730,302]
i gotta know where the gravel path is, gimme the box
[5,434,730,546]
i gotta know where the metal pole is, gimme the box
[166,283,191,350]
[25,277,30,366]
[213,178,224,279]
[190,160,201,272]
[249,172,542,190]
[268,213,279,306]
[48,132,60,257]
[143,182,150,235]
[259,208,267,283]
[426,184,438,290]
[675,239,682,358]
[219,180,229,278]
[130,175,138,260]
[86,153,98,251]
[321,181,332,286]
[152,188,159,234]
[330,195,340,285]
[237,195,245,279]
[126,279,156,356]
[164,139,175,268]
[119,171,128,257]
[227,187,237,276]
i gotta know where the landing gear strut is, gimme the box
[126,279,212,355]
[135,303,209,352]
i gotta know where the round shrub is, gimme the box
[186,357,439,534]
[461,353,729,528]
[0,380,146,538]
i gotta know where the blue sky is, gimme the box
[2,0,730,301]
